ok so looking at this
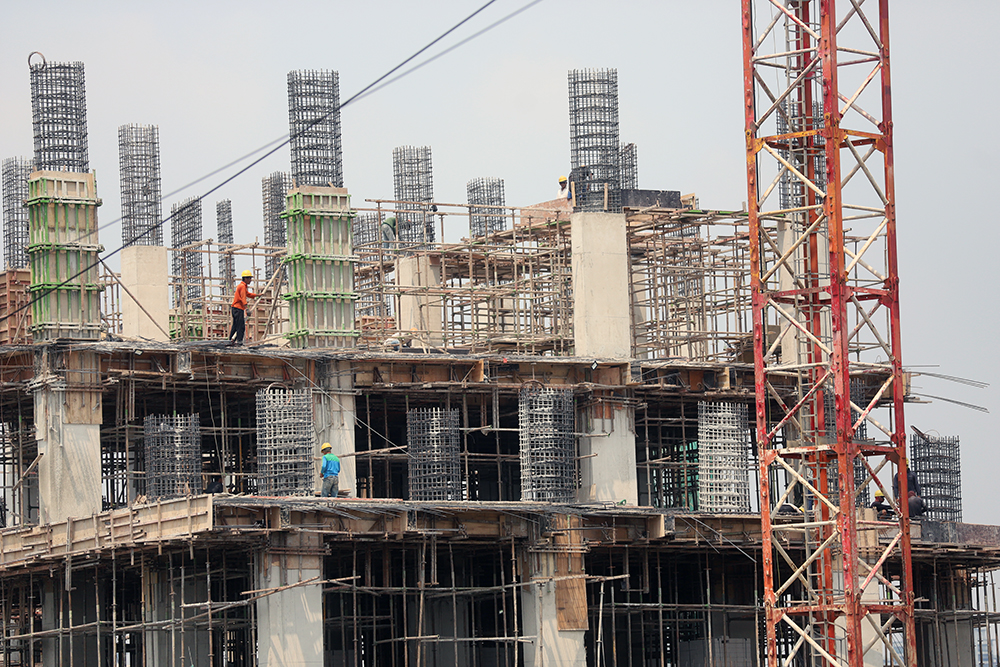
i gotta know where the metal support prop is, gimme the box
[742,1,916,665]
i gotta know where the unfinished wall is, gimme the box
[120,244,168,340]
[571,212,630,359]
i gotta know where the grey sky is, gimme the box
[1,1,996,521]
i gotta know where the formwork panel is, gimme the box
[519,387,576,503]
[256,387,315,496]
[406,407,462,501]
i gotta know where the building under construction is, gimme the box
[0,7,997,667]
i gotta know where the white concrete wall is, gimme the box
[578,405,638,505]
[120,245,169,341]
[315,360,356,496]
[34,389,101,524]
[571,212,631,359]
[397,254,443,347]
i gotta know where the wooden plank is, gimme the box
[556,578,589,631]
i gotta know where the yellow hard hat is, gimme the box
[558,175,567,183]
[241,270,253,278]
[321,442,332,451]
[874,489,884,497]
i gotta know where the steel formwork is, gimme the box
[28,59,89,172]
[620,142,638,191]
[170,197,203,307]
[406,408,462,501]
[743,1,916,665]
[910,432,961,522]
[1,157,32,269]
[392,146,435,244]
[697,401,750,513]
[466,177,506,238]
[568,68,620,213]
[262,172,292,280]
[118,124,162,247]
[518,387,575,503]
[287,70,343,188]
[255,387,314,497]
[216,199,235,288]
[143,413,202,501]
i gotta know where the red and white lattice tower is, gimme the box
[742,1,916,665]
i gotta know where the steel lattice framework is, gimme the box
[743,1,916,665]
[568,68,621,212]
[216,199,235,288]
[28,59,89,172]
[287,69,343,188]
[1,157,32,269]
[118,124,163,247]
[170,197,203,306]
[262,171,292,280]
[466,177,506,238]
[392,146,435,245]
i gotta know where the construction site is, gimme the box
[0,2,996,666]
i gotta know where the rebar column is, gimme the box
[352,212,379,246]
[466,177,506,238]
[118,124,163,247]
[216,199,235,288]
[406,408,462,501]
[287,69,343,188]
[28,59,89,172]
[255,387,315,496]
[568,68,620,212]
[519,387,575,503]
[1,157,32,269]
[143,413,202,501]
[262,171,292,280]
[619,142,638,191]
[910,432,962,522]
[697,401,750,513]
[392,145,434,244]
[170,196,203,306]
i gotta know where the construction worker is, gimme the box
[870,488,892,519]
[381,216,397,246]
[557,175,571,201]
[320,442,340,498]
[229,270,259,345]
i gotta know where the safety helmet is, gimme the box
[241,270,253,278]
[321,442,332,451]
[874,489,884,497]
[558,175,567,183]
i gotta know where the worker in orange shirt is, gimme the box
[230,270,259,345]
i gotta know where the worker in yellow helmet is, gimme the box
[320,442,340,498]
[870,488,892,519]
[229,270,259,345]
[557,175,571,201]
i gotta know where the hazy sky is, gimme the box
[1,1,996,522]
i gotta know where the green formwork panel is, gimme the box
[29,285,103,341]
[284,212,354,257]
[284,256,354,294]
[284,190,352,216]
[286,329,358,349]
[285,294,356,339]
[28,200,100,247]
[28,246,102,287]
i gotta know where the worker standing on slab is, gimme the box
[229,270,259,345]
[557,175,571,201]
[320,442,340,497]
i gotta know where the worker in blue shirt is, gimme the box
[320,442,340,498]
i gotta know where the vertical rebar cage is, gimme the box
[287,69,343,188]
[910,432,962,522]
[1,157,33,269]
[170,196,203,307]
[406,408,462,501]
[29,60,89,172]
[392,146,435,245]
[568,68,621,213]
[143,413,202,501]
[466,177,506,238]
[216,199,235,288]
[262,171,292,280]
[118,124,162,247]
[518,387,576,503]
[619,142,638,191]
[255,387,315,497]
[697,401,750,513]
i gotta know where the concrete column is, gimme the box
[577,401,638,505]
[257,533,324,667]
[315,360,356,496]
[397,254,443,348]
[34,349,102,524]
[571,212,630,359]
[120,245,169,340]
[142,557,212,667]
[520,515,588,667]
